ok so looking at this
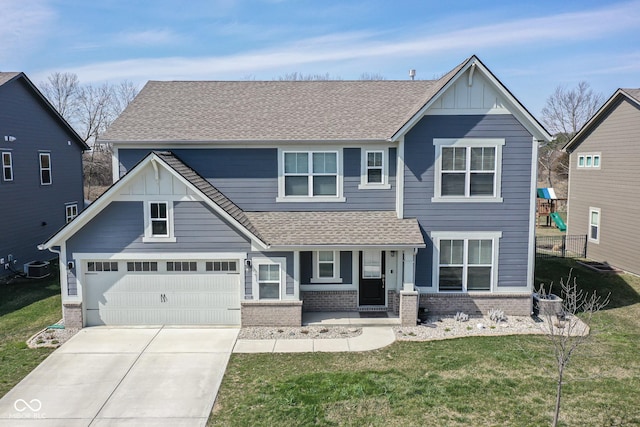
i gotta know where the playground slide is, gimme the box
[550,212,567,232]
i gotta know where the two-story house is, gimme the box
[0,72,88,279]
[41,56,551,328]
[564,88,640,275]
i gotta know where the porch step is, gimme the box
[358,306,390,312]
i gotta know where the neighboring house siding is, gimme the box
[404,115,533,289]
[118,148,396,211]
[0,78,84,275]
[567,98,640,275]
[66,201,250,257]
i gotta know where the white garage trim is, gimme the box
[77,253,246,326]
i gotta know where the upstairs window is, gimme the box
[143,201,175,242]
[433,139,504,202]
[2,152,13,181]
[279,150,344,202]
[359,149,391,189]
[39,153,52,185]
[65,204,78,223]
[578,153,601,169]
[150,202,168,236]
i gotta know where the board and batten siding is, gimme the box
[66,201,250,257]
[567,97,640,275]
[403,115,534,289]
[117,147,396,211]
[0,77,84,274]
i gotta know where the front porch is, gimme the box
[303,311,401,327]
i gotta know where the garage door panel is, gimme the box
[84,261,241,326]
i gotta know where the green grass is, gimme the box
[0,273,61,397]
[209,258,640,426]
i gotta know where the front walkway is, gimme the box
[233,326,396,353]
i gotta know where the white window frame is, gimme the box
[589,207,600,244]
[65,203,78,223]
[2,152,13,182]
[39,152,52,185]
[359,149,391,189]
[277,148,345,202]
[252,257,286,300]
[577,152,601,169]
[432,139,504,203]
[310,250,342,283]
[143,201,176,242]
[431,231,501,293]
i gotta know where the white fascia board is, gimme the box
[390,58,552,143]
[41,155,157,248]
[43,152,269,250]
[266,244,425,251]
[72,252,248,260]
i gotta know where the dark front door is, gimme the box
[359,250,385,306]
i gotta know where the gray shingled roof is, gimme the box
[101,59,469,142]
[0,72,20,87]
[621,88,640,103]
[152,151,265,242]
[244,211,425,246]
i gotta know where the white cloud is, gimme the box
[113,29,186,46]
[0,0,54,67]
[35,0,640,83]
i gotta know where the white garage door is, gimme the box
[83,260,241,326]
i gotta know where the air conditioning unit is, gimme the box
[24,261,51,279]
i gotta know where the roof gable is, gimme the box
[0,72,89,150]
[391,56,551,142]
[564,88,640,152]
[41,151,267,249]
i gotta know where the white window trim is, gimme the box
[577,152,601,169]
[252,257,287,300]
[359,149,391,189]
[65,203,78,223]
[39,152,52,185]
[206,260,240,274]
[431,231,501,293]
[277,148,345,202]
[310,250,343,283]
[2,152,13,182]
[589,207,600,244]
[432,138,504,203]
[143,201,176,242]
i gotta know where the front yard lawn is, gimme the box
[210,258,640,426]
[0,275,60,397]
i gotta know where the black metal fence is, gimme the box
[535,235,587,259]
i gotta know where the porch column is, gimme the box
[400,249,418,326]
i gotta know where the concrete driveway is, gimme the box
[0,327,238,426]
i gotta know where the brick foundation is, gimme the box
[63,302,83,328]
[241,300,303,326]
[301,290,358,312]
[420,293,532,316]
[388,290,400,315]
[400,291,419,326]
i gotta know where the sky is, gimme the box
[1,0,638,115]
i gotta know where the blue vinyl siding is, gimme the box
[66,201,250,256]
[0,77,84,276]
[118,147,396,211]
[404,115,533,289]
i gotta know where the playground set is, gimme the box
[536,187,567,231]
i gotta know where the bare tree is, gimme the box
[539,82,604,188]
[40,72,79,120]
[39,73,139,200]
[359,72,386,80]
[276,72,338,81]
[536,270,610,427]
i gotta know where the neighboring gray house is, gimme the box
[0,72,88,279]
[42,56,551,328]
[564,88,640,275]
